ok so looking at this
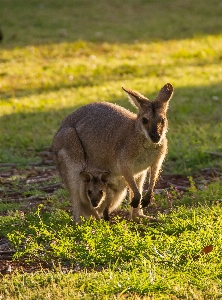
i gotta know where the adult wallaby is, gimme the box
[54,83,173,220]
[52,126,110,223]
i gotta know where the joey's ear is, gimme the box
[80,171,93,183]
[122,87,149,110]
[99,172,110,184]
[155,83,174,104]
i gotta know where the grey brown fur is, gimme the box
[52,126,111,223]
[52,83,173,221]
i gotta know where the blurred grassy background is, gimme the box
[0,0,222,173]
[1,0,222,45]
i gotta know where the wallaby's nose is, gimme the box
[91,199,99,207]
[149,132,160,143]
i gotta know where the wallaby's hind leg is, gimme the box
[130,171,147,221]
[53,128,87,224]
[56,149,83,223]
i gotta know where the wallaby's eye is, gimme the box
[99,190,103,195]
[142,117,148,125]
[88,190,92,196]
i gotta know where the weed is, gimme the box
[187,176,197,193]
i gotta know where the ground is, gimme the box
[1,149,221,276]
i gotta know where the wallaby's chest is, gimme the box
[132,142,166,173]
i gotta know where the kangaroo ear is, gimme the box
[122,87,149,110]
[80,171,93,183]
[155,83,174,103]
[99,172,110,184]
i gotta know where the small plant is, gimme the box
[165,186,184,208]
[188,176,197,193]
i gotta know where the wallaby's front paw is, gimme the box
[141,192,154,208]
[130,195,141,208]
[103,208,110,221]
[141,198,150,208]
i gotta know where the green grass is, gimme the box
[1,0,222,46]
[1,0,222,298]
[1,36,222,172]
[1,182,222,299]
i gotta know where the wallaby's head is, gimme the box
[122,83,173,144]
[80,171,110,208]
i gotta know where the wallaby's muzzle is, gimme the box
[149,132,161,143]
[91,198,100,208]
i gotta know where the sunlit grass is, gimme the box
[1,35,222,103]
[1,35,222,172]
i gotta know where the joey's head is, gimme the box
[122,83,174,144]
[80,171,110,208]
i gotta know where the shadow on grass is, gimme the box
[1,0,222,49]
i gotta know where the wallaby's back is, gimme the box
[59,102,145,171]
[61,102,136,145]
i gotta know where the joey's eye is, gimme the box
[99,190,103,195]
[88,190,92,196]
[142,117,148,125]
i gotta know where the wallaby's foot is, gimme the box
[130,194,141,208]
[130,207,147,222]
[130,209,158,224]
[141,191,154,208]
[131,214,148,223]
